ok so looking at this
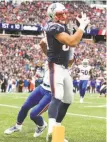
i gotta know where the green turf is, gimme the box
[0,92,106,142]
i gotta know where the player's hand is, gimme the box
[76,12,90,32]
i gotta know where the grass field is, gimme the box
[0,92,106,142]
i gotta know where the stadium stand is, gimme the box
[0,1,106,29]
[0,0,106,93]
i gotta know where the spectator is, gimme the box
[18,76,24,92]
[0,1,105,29]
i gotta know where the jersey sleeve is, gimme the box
[48,24,65,36]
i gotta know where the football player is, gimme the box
[96,77,102,93]
[35,64,44,87]
[4,67,51,137]
[99,71,107,97]
[43,2,90,142]
[90,77,96,94]
[77,59,92,103]
[4,40,75,140]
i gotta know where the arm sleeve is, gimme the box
[48,24,65,36]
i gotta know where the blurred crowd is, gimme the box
[0,36,106,93]
[0,36,46,92]
[70,40,106,78]
[0,1,106,93]
[0,1,106,29]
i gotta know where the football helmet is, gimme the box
[82,59,89,66]
[47,2,69,24]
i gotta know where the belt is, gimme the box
[43,83,50,88]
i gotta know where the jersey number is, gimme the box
[62,45,69,51]
[81,70,88,75]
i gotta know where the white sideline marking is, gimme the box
[0,95,27,99]
[1,94,104,105]
[74,101,93,104]
[0,104,106,120]
[67,113,106,120]
[74,101,105,105]
[0,104,20,109]
[14,97,27,99]
[84,105,106,108]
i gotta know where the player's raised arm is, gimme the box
[55,12,90,46]
[47,4,90,47]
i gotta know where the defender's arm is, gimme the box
[68,59,74,67]
[39,38,47,55]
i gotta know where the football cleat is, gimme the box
[80,97,84,103]
[33,121,47,137]
[64,139,68,142]
[4,124,22,135]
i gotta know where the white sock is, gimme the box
[37,121,46,128]
[48,118,56,134]
[56,122,61,126]
[16,123,22,129]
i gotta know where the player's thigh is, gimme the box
[54,83,64,100]
[31,90,51,116]
[83,80,88,89]
[25,86,43,107]
[39,88,52,107]
[79,80,83,89]
[48,63,64,100]
[62,70,73,104]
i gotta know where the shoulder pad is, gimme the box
[48,23,65,36]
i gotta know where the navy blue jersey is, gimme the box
[44,21,70,68]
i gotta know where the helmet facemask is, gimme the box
[47,3,70,24]
[82,59,89,67]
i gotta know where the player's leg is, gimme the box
[56,69,73,125]
[17,85,45,124]
[56,69,73,123]
[47,63,64,141]
[4,86,43,134]
[79,80,83,103]
[82,80,88,97]
[80,80,88,103]
[94,86,96,93]
[30,87,51,137]
[92,86,95,94]
[91,86,93,93]
[99,85,106,97]
[47,69,72,142]
[79,80,83,97]
[96,85,100,93]
[52,69,73,142]
[47,96,61,135]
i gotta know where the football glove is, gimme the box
[76,12,90,32]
